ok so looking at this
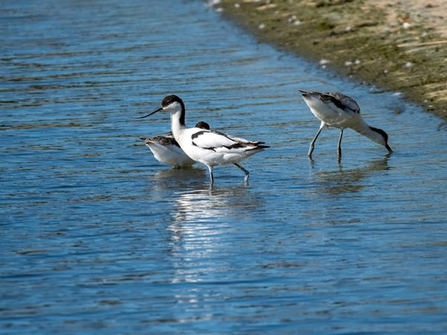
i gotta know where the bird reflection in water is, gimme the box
[172,186,255,223]
[150,168,208,191]
[308,156,391,195]
[166,186,261,286]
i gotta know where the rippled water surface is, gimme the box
[1,0,447,333]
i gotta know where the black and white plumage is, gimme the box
[300,90,393,158]
[142,121,210,169]
[140,95,269,186]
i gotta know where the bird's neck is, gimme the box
[351,118,370,134]
[170,110,187,142]
[352,120,382,145]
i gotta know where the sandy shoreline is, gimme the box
[213,0,447,119]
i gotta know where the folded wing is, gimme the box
[191,130,266,152]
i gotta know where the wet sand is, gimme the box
[214,0,447,118]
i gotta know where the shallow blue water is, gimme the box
[1,0,447,333]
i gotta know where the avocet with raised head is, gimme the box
[140,95,268,186]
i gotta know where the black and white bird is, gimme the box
[300,90,393,158]
[140,95,269,186]
[142,121,210,169]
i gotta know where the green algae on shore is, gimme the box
[216,0,447,118]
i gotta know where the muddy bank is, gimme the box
[214,0,447,119]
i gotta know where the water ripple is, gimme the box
[1,0,447,333]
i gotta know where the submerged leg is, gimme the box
[234,163,249,184]
[337,129,344,159]
[308,125,324,157]
[207,165,214,187]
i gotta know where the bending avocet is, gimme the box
[142,121,210,169]
[300,90,393,158]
